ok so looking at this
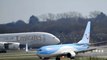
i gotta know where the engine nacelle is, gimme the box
[0,42,26,50]
[0,42,7,49]
[8,42,20,50]
[67,51,76,59]
[1,42,21,50]
[0,42,21,53]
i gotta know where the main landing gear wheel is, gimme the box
[0,50,6,53]
[56,57,60,60]
[71,57,75,59]
[42,58,49,60]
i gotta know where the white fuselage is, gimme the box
[0,32,60,47]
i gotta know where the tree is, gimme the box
[89,11,101,18]
[29,15,39,25]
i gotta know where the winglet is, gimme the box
[78,21,91,44]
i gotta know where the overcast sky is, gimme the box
[0,0,107,24]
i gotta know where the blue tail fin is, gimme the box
[78,21,91,44]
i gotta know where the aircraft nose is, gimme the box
[36,49,42,55]
[54,37,60,44]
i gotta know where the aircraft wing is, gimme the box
[79,41,107,53]
[90,41,107,46]
[76,48,97,53]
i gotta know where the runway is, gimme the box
[0,50,38,60]
[77,46,107,58]
[0,47,107,60]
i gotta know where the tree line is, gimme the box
[0,11,107,45]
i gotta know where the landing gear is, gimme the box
[56,57,60,60]
[0,49,7,53]
[42,57,49,60]
[39,57,47,60]
[70,57,75,59]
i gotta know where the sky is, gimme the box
[0,0,107,24]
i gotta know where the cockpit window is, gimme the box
[53,37,55,39]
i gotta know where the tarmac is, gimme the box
[77,46,107,58]
[0,46,107,60]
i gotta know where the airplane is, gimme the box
[0,32,60,53]
[36,21,93,60]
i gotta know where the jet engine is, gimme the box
[5,42,20,50]
[0,42,21,53]
[0,42,20,50]
[0,42,8,49]
[66,51,76,59]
